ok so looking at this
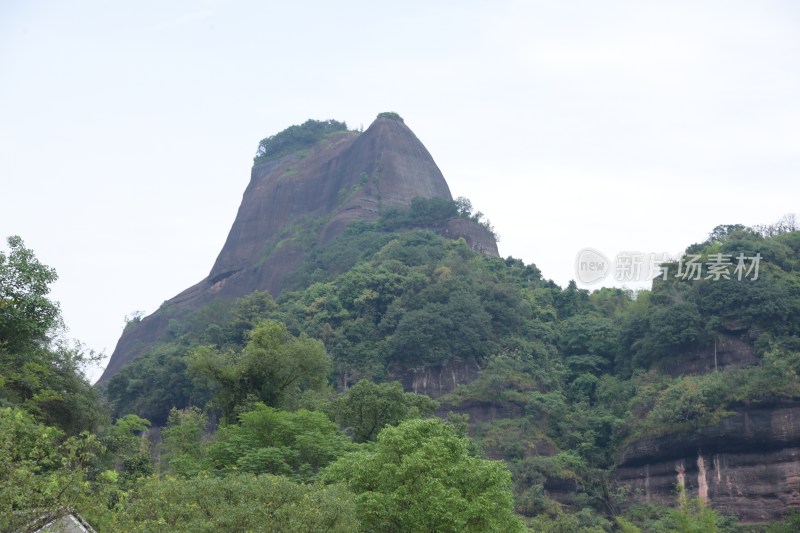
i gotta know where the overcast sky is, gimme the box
[1,1,798,382]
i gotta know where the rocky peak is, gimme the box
[209,115,453,282]
[98,114,496,384]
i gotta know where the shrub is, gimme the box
[254,119,349,163]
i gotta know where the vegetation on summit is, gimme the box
[376,111,404,122]
[253,118,351,164]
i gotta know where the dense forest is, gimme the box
[2,204,799,531]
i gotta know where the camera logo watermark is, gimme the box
[575,249,762,285]
[575,248,610,284]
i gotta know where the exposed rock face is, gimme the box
[437,219,499,257]
[616,399,800,522]
[395,360,483,399]
[210,117,454,284]
[662,333,758,377]
[99,116,497,384]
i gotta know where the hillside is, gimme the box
[103,209,800,527]
[2,114,799,531]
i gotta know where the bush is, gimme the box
[107,474,360,532]
[376,111,404,122]
[254,119,349,163]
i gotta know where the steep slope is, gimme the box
[210,116,454,286]
[99,115,496,384]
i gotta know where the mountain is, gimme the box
[10,111,800,528]
[98,114,498,384]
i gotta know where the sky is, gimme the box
[1,1,798,383]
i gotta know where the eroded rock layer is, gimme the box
[617,399,800,522]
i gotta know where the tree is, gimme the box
[330,380,438,442]
[0,235,60,353]
[321,418,525,532]
[389,290,491,365]
[254,119,349,163]
[161,406,210,478]
[188,320,332,419]
[104,414,150,457]
[0,407,102,532]
[379,197,459,231]
[0,237,103,434]
[560,314,619,376]
[102,414,153,486]
[107,474,360,532]
[222,290,277,346]
[106,342,206,425]
[376,111,404,122]
[630,300,703,369]
[768,509,800,533]
[209,404,352,480]
[655,484,734,532]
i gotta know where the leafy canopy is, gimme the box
[0,407,103,532]
[0,235,60,353]
[330,380,438,442]
[209,403,352,480]
[376,111,404,122]
[0,236,103,434]
[322,418,525,533]
[188,320,331,419]
[254,119,350,163]
[107,474,360,533]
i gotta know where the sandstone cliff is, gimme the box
[617,399,800,522]
[99,116,498,383]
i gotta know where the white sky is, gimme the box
[1,1,798,382]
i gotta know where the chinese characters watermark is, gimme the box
[575,249,762,285]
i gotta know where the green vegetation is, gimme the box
[0,407,103,532]
[105,474,359,532]
[322,418,525,532]
[0,236,107,531]
[0,235,60,354]
[3,216,799,530]
[208,404,352,480]
[329,380,438,442]
[0,236,103,434]
[376,111,404,122]
[253,119,351,163]
[100,219,799,529]
[380,195,498,240]
[188,320,332,419]
[616,484,736,532]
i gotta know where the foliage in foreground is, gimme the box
[322,418,525,533]
[0,407,102,532]
[105,474,359,533]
